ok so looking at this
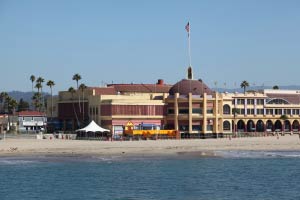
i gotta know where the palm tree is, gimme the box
[8,98,18,114]
[68,87,79,129]
[30,75,36,93]
[36,77,45,111]
[68,87,75,95]
[32,92,42,111]
[46,80,55,119]
[232,107,239,136]
[34,82,42,111]
[79,83,87,123]
[0,92,9,113]
[72,73,82,112]
[280,114,288,132]
[72,74,81,89]
[240,80,249,94]
[30,75,36,109]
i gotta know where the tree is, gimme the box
[30,75,35,93]
[72,73,81,90]
[46,80,55,119]
[79,83,87,123]
[68,87,79,128]
[32,92,42,111]
[72,73,82,112]
[36,77,45,112]
[8,98,18,114]
[273,85,279,90]
[280,114,288,132]
[0,92,9,113]
[232,108,239,135]
[18,98,30,112]
[240,80,249,94]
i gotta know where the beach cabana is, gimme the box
[76,120,110,140]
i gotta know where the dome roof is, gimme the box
[169,79,213,96]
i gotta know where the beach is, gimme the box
[1,134,300,157]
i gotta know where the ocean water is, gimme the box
[1,151,300,200]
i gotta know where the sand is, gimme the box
[1,135,300,157]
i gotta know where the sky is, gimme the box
[1,0,300,95]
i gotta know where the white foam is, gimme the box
[216,150,300,159]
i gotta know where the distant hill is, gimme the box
[6,85,300,101]
[210,85,300,93]
[8,91,50,103]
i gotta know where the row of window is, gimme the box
[167,108,214,115]
[179,125,213,131]
[168,107,300,116]
[235,99,264,105]
[230,108,300,115]
[21,117,45,121]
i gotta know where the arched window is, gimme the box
[223,121,231,131]
[223,104,231,115]
[267,98,289,104]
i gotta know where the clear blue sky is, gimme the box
[1,0,300,94]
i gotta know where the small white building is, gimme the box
[18,111,47,133]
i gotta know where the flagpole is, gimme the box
[188,22,192,67]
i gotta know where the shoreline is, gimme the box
[1,135,300,158]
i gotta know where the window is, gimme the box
[192,125,202,131]
[223,121,231,131]
[206,125,213,131]
[293,109,300,115]
[192,108,202,114]
[179,109,189,114]
[267,98,289,104]
[266,109,273,115]
[284,109,291,115]
[237,99,245,105]
[240,109,245,115]
[167,109,174,114]
[232,108,244,115]
[247,109,254,115]
[247,99,254,105]
[223,105,231,115]
[257,99,264,105]
[207,108,213,114]
[179,125,188,131]
[257,109,264,115]
[275,109,282,115]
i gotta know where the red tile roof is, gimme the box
[266,93,300,104]
[169,79,213,96]
[107,84,172,93]
[89,87,117,95]
[18,111,46,116]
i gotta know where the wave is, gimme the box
[216,150,300,158]
[0,158,40,165]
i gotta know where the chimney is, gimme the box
[157,79,164,85]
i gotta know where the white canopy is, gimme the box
[76,120,110,132]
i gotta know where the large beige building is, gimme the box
[47,68,300,138]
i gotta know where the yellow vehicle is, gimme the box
[124,122,178,139]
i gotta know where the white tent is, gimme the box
[76,120,110,132]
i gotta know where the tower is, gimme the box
[187,66,193,80]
